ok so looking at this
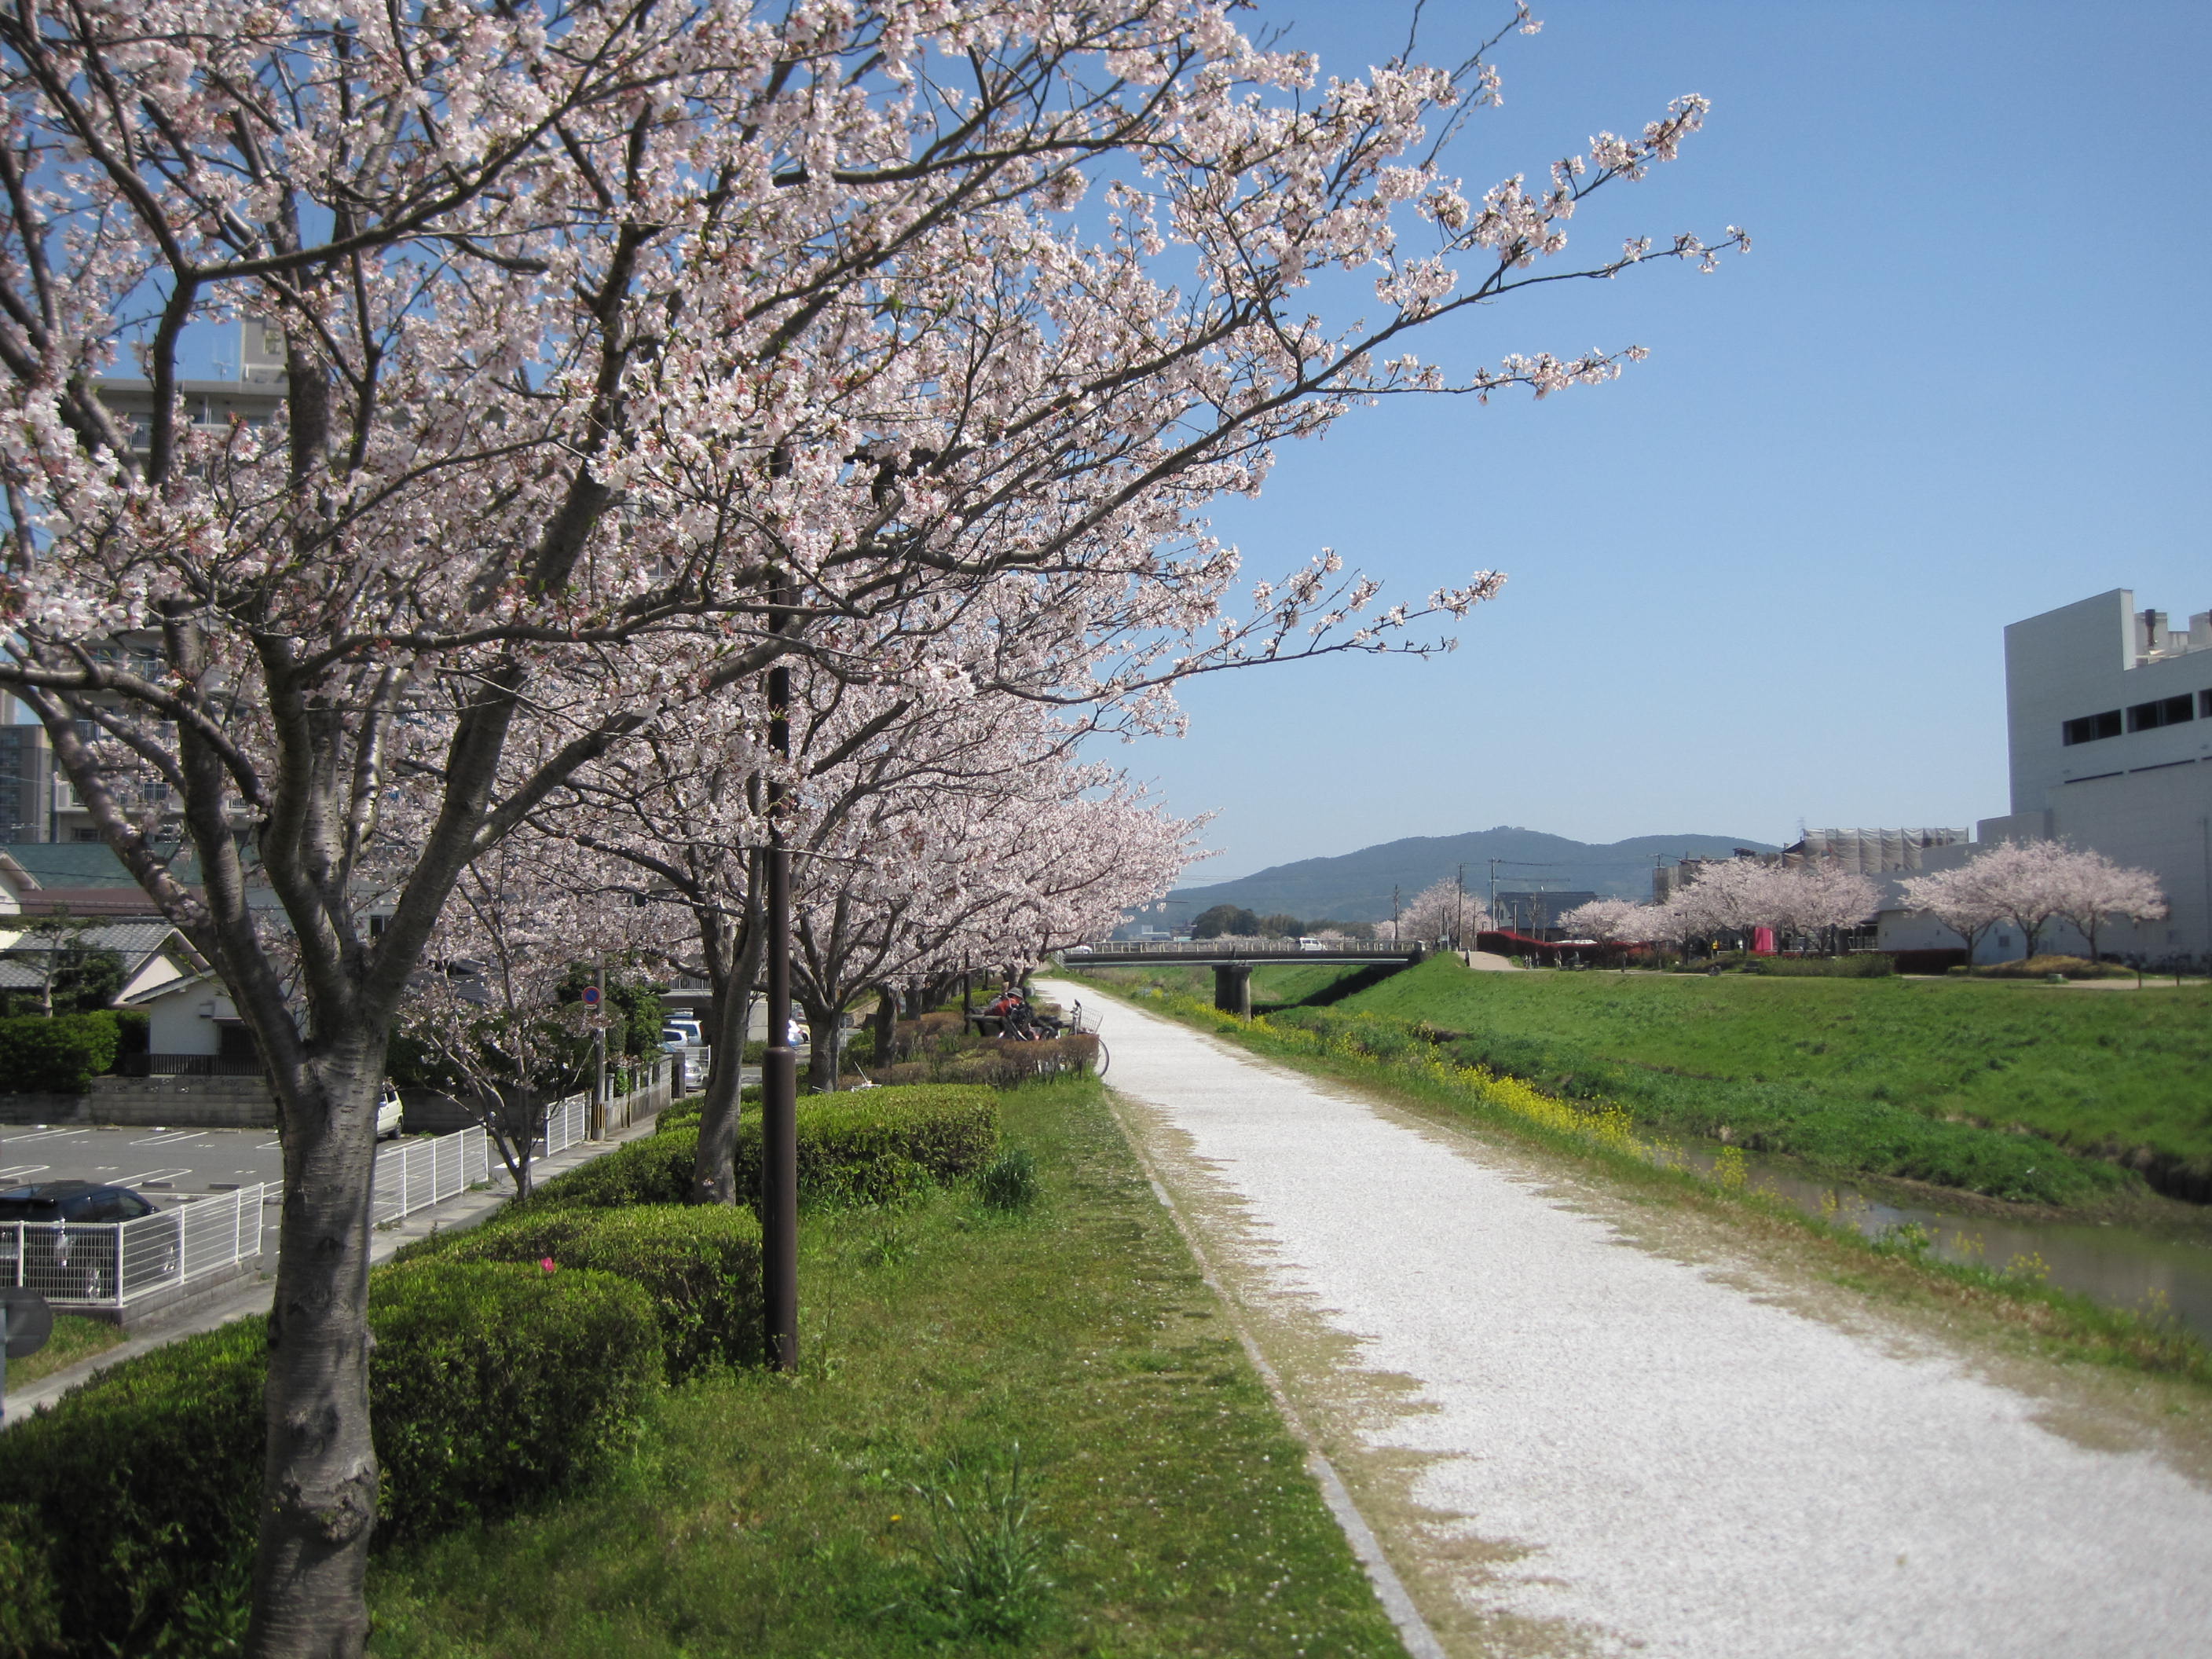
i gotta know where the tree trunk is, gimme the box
[869,985,897,1068]
[802,992,840,1093]
[247,1047,385,1659]
[691,914,766,1206]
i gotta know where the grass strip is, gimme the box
[3,1315,123,1390]
[368,1075,1410,1658]
[1072,976,2212,1394]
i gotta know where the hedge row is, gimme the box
[0,1262,660,1656]
[541,1082,998,1210]
[0,1012,119,1095]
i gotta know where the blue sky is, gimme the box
[1126,1,2212,884]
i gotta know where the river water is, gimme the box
[1679,1145,2212,1344]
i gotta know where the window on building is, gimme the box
[2126,694,2196,732]
[2062,710,2122,745]
[68,826,103,842]
[2202,689,2212,720]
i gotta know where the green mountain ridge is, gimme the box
[1159,826,1780,926]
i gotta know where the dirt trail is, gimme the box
[1053,981,2212,1659]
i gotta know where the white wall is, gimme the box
[142,984,222,1055]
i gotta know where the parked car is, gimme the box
[377,1083,405,1141]
[0,1181,159,1300]
[0,1181,157,1225]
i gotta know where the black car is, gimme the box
[0,1181,158,1223]
[0,1181,161,1301]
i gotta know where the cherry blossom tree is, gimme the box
[1557,895,1654,965]
[0,2,1743,1645]
[2047,848,2166,963]
[1774,860,1880,954]
[1402,876,1485,946]
[396,837,650,1196]
[1956,840,2079,959]
[1897,860,2009,969]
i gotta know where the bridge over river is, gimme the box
[1060,940,1426,1016]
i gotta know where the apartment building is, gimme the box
[1874,590,2212,965]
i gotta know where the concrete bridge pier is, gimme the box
[1213,962,1252,1018]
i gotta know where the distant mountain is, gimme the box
[1160,826,1780,925]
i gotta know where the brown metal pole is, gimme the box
[761,616,799,1372]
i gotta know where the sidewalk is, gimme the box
[4,1112,671,1424]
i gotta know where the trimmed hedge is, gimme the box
[434,1205,764,1379]
[369,1260,661,1541]
[650,1084,999,1206]
[0,1319,262,1654]
[0,1012,119,1094]
[539,1085,998,1214]
[0,1260,661,1653]
[532,1124,700,1207]
[788,1086,998,1203]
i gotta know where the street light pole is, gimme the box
[761,578,799,1374]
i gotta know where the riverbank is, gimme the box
[1066,971,2212,1391]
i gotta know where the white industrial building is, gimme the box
[1874,590,2212,966]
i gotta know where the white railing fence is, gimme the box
[371,1126,491,1227]
[0,1184,266,1310]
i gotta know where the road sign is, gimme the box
[2,1287,50,1359]
[580,985,601,1006]
[1,1288,53,1421]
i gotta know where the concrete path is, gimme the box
[1056,981,2212,1659]
[3,1114,668,1423]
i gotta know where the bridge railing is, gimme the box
[1065,939,1422,961]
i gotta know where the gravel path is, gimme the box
[1056,983,2212,1659]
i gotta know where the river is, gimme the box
[1684,1144,2212,1344]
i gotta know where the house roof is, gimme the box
[114,969,218,1009]
[0,918,205,992]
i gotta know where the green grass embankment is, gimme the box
[369,1077,1407,1659]
[1323,956,2212,1207]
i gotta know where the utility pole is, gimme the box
[1391,884,1401,946]
[590,953,606,1140]
[761,574,799,1374]
[1456,863,1466,952]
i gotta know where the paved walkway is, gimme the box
[1056,981,2212,1659]
[3,1115,667,1423]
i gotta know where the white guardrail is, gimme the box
[1,1184,266,1310]
[8,1063,684,1309]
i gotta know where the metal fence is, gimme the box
[370,1126,491,1227]
[0,1184,266,1309]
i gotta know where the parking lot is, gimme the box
[0,1125,288,1198]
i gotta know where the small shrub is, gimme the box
[0,1012,120,1093]
[438,1204,763,1378]
[0,1318,264,1653]
[976,1147,1039,1213]
[368,1259,661,1541]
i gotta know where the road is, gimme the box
[1052,980,2212,1659]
